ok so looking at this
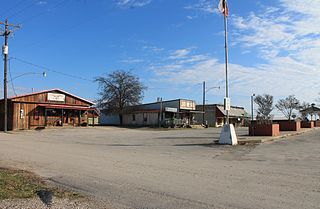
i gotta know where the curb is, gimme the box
[238,127,320,145]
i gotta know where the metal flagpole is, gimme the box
[223,0,229,125]
[224,9,229,124]
[218,0,237,145]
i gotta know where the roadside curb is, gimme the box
[238,127,320,145]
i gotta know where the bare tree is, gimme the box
[299,101,310,120]
[316,93,320,104]
[275,95,300,121]
[254,94,274,122]
[95,70,146,125]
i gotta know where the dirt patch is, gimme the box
[0,167,107,208]
[0,167,80,200]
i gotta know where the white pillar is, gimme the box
[219,124,238,145]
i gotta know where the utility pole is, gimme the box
[251,94,255,136]
[202,81,205,125]
[158,97,163,128]
[1,19,20,132]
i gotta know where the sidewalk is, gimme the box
[236,127,320,145]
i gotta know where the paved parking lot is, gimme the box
[0,127,319,209]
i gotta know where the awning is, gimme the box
[38,104,93,111]
[179,110,205,114]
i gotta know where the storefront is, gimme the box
[0,89,96,131]
[101,99,203,127]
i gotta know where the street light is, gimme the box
[9,71,47,95]
[10,71,46,81]
[202,81,220,125]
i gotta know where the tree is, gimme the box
[299,101,310,120]
[95,70,146,125]
[275,95,300,121]
[254,94,274,122]
[316,93,320,104]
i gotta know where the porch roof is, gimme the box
[300,105,320,114]
[38,104,93,111]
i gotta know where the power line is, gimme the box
[7,1,38,20]
[0,0,26,18]
[15,4,112,52]
[8,58,17,96]
[19,0,68,25]
[11,57,94,82]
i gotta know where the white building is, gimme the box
[100,99,203,127]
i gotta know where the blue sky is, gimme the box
[1,0,320,117]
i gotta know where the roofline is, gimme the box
[196,104,245,109]
[3,88,94,105]
[126,98,196,108]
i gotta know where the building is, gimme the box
[0,89,97,131]
[100,99,203,127]
[195,104,247,127]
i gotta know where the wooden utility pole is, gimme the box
[1,19,20,132]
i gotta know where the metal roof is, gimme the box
[6,88,94,105]
[300,105,320,114]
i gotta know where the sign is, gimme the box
[224,97,230,111]
[165,107,178,113]
[47,93,65,102]
[180,100,195,110]
[20,108,24,119]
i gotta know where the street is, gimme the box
[0,127,319,209]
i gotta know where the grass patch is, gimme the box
[0,167,81,200]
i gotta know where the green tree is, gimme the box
[95,70,146,125]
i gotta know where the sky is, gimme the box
[1,0,320,117]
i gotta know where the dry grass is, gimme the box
[0,167,81,200]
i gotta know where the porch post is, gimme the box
[78,110,81,126]
[61,109,64,126]
[44,108,47,126]
[91,110,94,127]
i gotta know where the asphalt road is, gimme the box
[0,127,319,209]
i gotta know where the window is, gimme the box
[132,114,136,121]
[143,113,147,122]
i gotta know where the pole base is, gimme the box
[219,124,238,145]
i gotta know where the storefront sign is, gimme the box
[47,93,65,102]
[180,100,195,110]
[165,107,178,113]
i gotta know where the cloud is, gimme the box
[36,1,48,5]
[144,0,320,110]
[142,45,164,53]
[120,58,144,64]
[169,48,193,59]
[184,0,219,14]
[115,0,152,8]
[232,0,320,62]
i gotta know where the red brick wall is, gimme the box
[275,121,301,131]
[301,121,314,128]
[249,124,280,136]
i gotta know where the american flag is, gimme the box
[219,0,229,17]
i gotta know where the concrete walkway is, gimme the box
[236,127,320,144]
